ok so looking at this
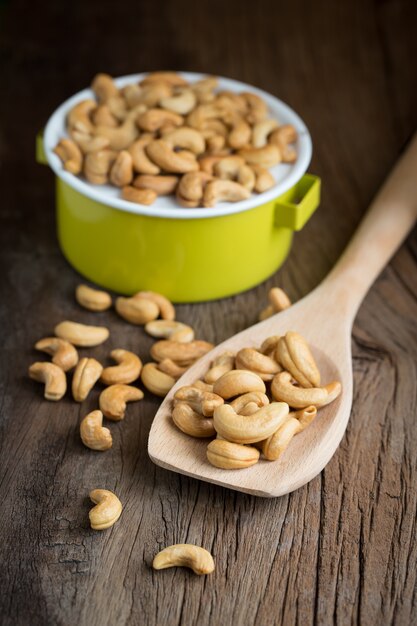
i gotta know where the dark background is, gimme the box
[1,1,416,625]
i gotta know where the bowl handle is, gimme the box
[274,174,321,231]
[36,130,47,165]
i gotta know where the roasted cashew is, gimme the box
[89,489,122,530]
[261,406,317,461]
[141,362,176,397]
[92,104,118,128]
[71,131,110,154]
[161,127,205,155]
[101,349,142,385]
[67,99,96,134]
[213,157,255,191]
[127,82,172,107]
[145,320,194,343]
[35,337,79,372]
[252,119,279,148]
[106,95,129,121]
[84,149,118,185]
[235,348,281,380]
[153,544,215,575]
[238,144,281,168]
[93,117,138,150]
[206,134,226,153]
[150,340,214,366]
[99,384,144,420]
[213,402,289,444]
[271,371,342,409]
[174,386,224,417]
[115,296,159,324]
[229,391,270,414]
[227,118,252,150]
[204,351,235,384]
[260,335,281,357]
[203,179,250,207]
[75,284,112,312]
[269,125,298,163]
[275,334,318,388]
[160,88,197,114]
[259,287,292,321]
[28,362,67,401]
[140,72,189,87]
[72,357,103,402]
[213,369,266,399]
[186,103,225,129]
[53,138,83,175]
[128,135,160,175]
[191,379,214,392]
[145,140,199,174]
[108,151,132,187]
[121,185,157,205]
[55,320,109,347]
[192,76,218,97]
[177,171,213,205]
[172,402,216,438]
[158,358,189,379]
[134,291,175,320]
[137,109,183,132]
[207,439,260,469]
[133,174,179,196]
[91,73,119,102]
[242,92,268,124]
[251,164,275,193]
[80,410,112,451]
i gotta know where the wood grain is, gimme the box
[0,0,416,624]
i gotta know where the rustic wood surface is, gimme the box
[1,0,416,624]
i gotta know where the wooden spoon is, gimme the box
[148,135,417,497]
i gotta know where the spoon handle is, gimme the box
[321,133,417,319]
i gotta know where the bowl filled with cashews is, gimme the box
[41,71,320,301]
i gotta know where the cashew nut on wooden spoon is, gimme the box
[149,134,417,497]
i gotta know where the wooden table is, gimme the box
[1,1,416,624]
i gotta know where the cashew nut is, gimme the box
[229,391,270,414]
[75,284,112,312]
[259,287,292,321]
[271,371,342,409]
[252,119,279,148]
[150,340,214,366]
[213,157,255,191]
[213,402,289,444]
[204,351,235,384]
[115,296,159,325]
[35,337,78,372]
[161,127,205,154]
[213,369,266,399]
[93,117,138,150]
[101,349,142,385]
[192,76,218,97]
[203,179,250,207]
[160,88,197,114]
[91,73,119,102]
[80,410,112,451]
[140,72,189,87]
[158,358,189,379]
[109,150,134,187]
[99,384,144,420]
[276,336,315,388]
[133,174,179,196]
[242,92,268,124]
[269,125,298,163]
[89,489,122,530]
[53,138,83,175]
[207,439,260,469]
[128,135,161,175]
[72,357,103,402]
[238,144,281,168]
[145,140,199,174]
[134,291,175,320]
[186,103,225,129]
[141,362,176,397]
[128,82,172,107]
[137,109,183,132]
[276,332,321,387]
[227,118,252,150]
[206,134,226,152]
[174,386,224,417]
[177,171,213,206]
[92,104,118,128]
[28,362,67,401]
[67,99,96,134]
[261,406,317,461]
[84,149,118,185]
[260,335,281,357]
[235,348,281,380]
[172,402,216,438]
[71,131,110,154]
[54,320,109,347]
[121,185,157,205]
[153,544,215,575]
[145,320,194,343]
[251,164,275,193]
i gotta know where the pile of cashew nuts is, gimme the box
[170,331,342,470]
[53,71,298,208]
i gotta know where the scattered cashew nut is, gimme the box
[89,489,122,530]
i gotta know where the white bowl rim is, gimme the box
[43,71,312,220]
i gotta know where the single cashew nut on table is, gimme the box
[100,349,142,385]
[75,284,112,312]
[72,357,103,402]
[80,410,112,451]
[213,402,290,444]
[99,384,144,420]
[89,489,122,530]
[207,439,260,469]
[213,369,266,399]
[271,371,342,409]
[157,358,189,379]
[145,320,194,343]
[35,337,78,372]
[153,544,215,575]
[115,296,159,325]
[172,402,216,438]
[28,362,67,401]
[55,320,109,347]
